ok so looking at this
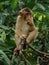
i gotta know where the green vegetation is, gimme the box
[0,0,49,65]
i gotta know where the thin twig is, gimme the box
[26,43,49,56]
[18,54,21,65]
[11,52,16,65]
[21,51,31,65]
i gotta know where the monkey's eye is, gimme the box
[26,13,31,16]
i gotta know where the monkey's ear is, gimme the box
[18,10,23,16]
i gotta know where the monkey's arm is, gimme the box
[26,18,38,43]
[15,21,23,37]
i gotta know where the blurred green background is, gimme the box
[0,0,49,65]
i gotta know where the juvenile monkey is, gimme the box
[15,8,38,52]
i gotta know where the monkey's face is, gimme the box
[19,8,32,20]
[25,13,32,20]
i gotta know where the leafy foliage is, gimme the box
[0,0,49,65]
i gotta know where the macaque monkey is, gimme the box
[15,8,38,52]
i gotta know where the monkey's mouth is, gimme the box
[23,15,29,20]
[24,16,26,20]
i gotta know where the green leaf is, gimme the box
[36,3,46,11]
[1,31,6,40]
[0,25,10,30]
[0,50,10,65]
[38,15,42,21]
[11,0,19,9]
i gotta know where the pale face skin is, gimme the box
[26,14,32,20]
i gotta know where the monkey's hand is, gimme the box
[20,34,28,49]
[20,34,27,39]
[14,48,20,55]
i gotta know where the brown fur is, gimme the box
[15,8,38,51]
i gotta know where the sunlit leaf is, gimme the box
[1,31,6,41]
[38,15,42,21]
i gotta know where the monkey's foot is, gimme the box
[14,48,20,55]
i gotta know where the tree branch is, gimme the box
[26,43,49,56]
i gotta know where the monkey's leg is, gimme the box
[15,36,22,54]
[26,27,38,43]
[18,39,28,65]
[17,39,25,65]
